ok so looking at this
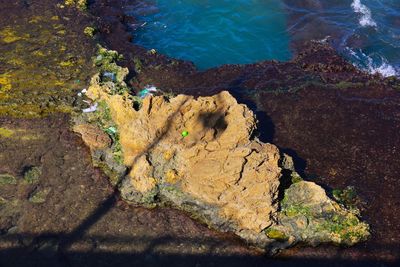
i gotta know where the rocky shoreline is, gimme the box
[1,0,399,266]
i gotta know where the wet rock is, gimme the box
[0,174,17,185]
[275,181,370,246]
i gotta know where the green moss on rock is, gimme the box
[265,228,289,241]
[332,186,359,210]
[277,181,370,246]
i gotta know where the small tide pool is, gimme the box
[131,0,292,70]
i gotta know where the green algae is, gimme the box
[0,13,95,118]
[278,181,370,246]
[89,100,124,165]
[0,174,17,185]
[0,27,28,44]
[95,162,122,186]
[65,0,88,11]
[94,45,124,71]
[84,26,96,38]
[0,72,12,91]
[282,203,312,217]
[28,188,51,204]
[0,127,14,138]
[334,81,364,90]
[133,57,143,74]
[290,172,303,184]
[332,186,359,210]
[23,166,42,184]
[265,228,289,241]
[316,212,369,245]
[92,45,131,96]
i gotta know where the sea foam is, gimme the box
[367,60,398,77]
[351,0,377,27]
[345,47,398,77]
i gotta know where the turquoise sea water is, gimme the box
[132,0,292,70]
[284,0,400,77]
[130,0,400,76]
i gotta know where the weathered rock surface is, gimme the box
[120,91,281,234]
[83,78,370,251]
[73,123,112,149]
[271,181,370,247]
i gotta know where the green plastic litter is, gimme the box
[106,126,117,135]
[181,130,189,137]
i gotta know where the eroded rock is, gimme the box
[274,181,370,247]
[79,75,370,252]
[73,123,112,149]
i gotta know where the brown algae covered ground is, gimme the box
[0,0,398,266]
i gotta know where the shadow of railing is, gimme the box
[58,96,191,253]
[1,232,399,267]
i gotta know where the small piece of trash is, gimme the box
[77,88,87,97]
[181,130,189,137]
[82,102,98,113]
[103,72,115,81]
[138,85,158,99]
[106,126,117,135]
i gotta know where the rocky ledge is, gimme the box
[74,59,369,252]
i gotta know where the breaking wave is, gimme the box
[351,0,377,27]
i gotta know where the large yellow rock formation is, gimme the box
[82,76,369,250]
[88,81,281,232]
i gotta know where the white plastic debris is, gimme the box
[82,102,98,113]
[77,88,87,97]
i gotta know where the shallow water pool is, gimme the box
[131,0,292,70]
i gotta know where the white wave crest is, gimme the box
[351,0,377,27]
[345,47,398,77]
[367,59,398,77]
